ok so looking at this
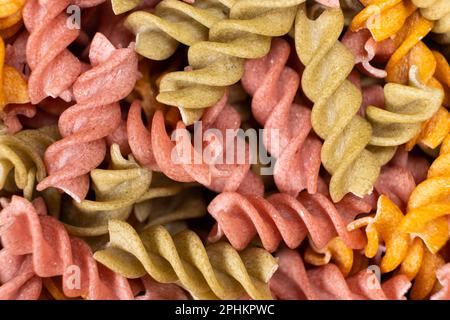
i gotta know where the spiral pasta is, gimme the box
[270,248,411,300]
[295,5,396,202]
[36,33,138,202]
[400,133,450,254]
[0,196,138,299]
[157,0,305,125]
[0,126,61,216]
[348,195,445,299]
[127,94,264,195]
[412,0,450,44]
[0,0,25,38]
[125,0,229,61]
[23,0,105,104]
[94,219,278,300]
[207,191,367,253]
[365,67,443,147]
[60,143,204,237]
[0,37,29,112]
[241,38,322,197]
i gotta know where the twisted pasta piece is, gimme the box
[348,195,445,299]
[412,0,450,44]
[270,248,411,300]
[0,196,138,299]
[400,133,450,254]
[207,191,366,253]
[60,144,203,237]
[94,219,278,300]
[0,0,25,38]
[241,38,322,197]
[128,94,264,195]
[125,0,229,61]
[36,33,138,202]
[365,67,443,147]
[23,0,105,104]
[157,0,306,125]
[295,5,396,202]
[111,0,161,14]
[0,126,61,216]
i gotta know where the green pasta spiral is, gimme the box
[61,144,205,237]
[0,126,61,215]
[366,67,444,147]
[124,0,230,60]
[94,220,278,300]
[295,5,396,203]
[157,0,306,125]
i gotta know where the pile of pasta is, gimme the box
[0,0,449,300]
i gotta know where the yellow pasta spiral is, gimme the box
[348,195,445,300]
[412,0,450,44]
[124,0,229,60]
[0,0,25,39]
[295,5,396,202]
[400,133,450,254]
[94,219,278,300]
[61,144,205,237]
[157,0,305,125]
[0,126,60,215]
[366,67,444,147]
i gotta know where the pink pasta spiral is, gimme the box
[241,38,322,197]
[0,196,188,300]
[270,248,411,300]
[207,190,369,253]
[23,0,105,104]
[127,92,264,195]
[36,33,138,202]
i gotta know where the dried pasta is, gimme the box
[60,143,204,237]
[125,0,229,60]
[0,0,25,38]
[411,0,450,44]
[296,5,396,202]
[36,33,138,202]
[241,38,322,197]
[157,0,306,124]
[94,219,278,300]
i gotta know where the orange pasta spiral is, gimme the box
[36,33,138,202]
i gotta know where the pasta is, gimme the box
[60,143,204,237]
[111,0,160,14]
[207,191,367,253]
[36,33,138,202]
[94,219,278,300]
[127,94,264,195]
[365,66,443,147]
[0,126,61,216]
[241,38,322,197]
[411,0,450,44]
[157,0,306,125]
[348,195,445,299]
[23,0,105,104]
[124,0,229,61]
[295,5,396,202]
[0,196,189,300]
[0,0,25,38]
[400,133,450,255]
[270,248,411,300]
